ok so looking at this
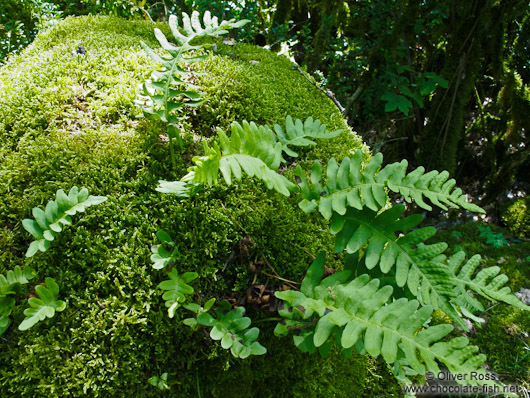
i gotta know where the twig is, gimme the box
[261,271,299,287]
[292,63,346,114]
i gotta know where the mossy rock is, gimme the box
[0,15,398,397]
[501,197,530,238]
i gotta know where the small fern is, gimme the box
[22,186,107,257]
[158,268,198,318]
[140,11,249,168]
[296,150,484,220]
[196,300,267,359]
[151,230,179,270]
[0,266,36,334]
[275,254,493,385]
[274,115,343,158]
[18,277,66,331]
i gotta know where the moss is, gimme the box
[0,15,387,397]
[501,197,530,238]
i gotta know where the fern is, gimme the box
[159,120,297,197]
[197,300,266,358]
[273,115,343,158]
[157,116,342,198]
[140,11,249,124]
[140,11,248,168]
[158,268,198,318]
[18,277,66,331]
[151,230,179,270]
[22,186,107,257]
[0,266,34,334]
[330,204,466,328]
[296,150,484,220]
[275,254,492,385]
[449,251,530,313]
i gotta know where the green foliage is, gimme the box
[157,116,342,198]
[150,230,179,270]
[502,198,530,238]
[139,10,249,166]
[275,254,491,385]
[147,373,170,390]
[274,115,343,158]
[0,15,371,397]
[22,186,107,257]
[19,277,66,331]
[140,11,249,123]
[478,225,509,248]
[449,251,528,313]
[196,300,266,359]
[158,268,198,318]
[296,149,484,220]
[0,265,36,334]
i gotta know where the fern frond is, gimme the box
[219,121,284,170]
[275,256,489,384]
[151,230,179,270]
[0,266,37,335]
[449,251,530,312]
[140,11,249,124]
[18,277,66,331]
[330,205,467,328]
[158,268,198,318]
[197,300,267,358]
[159,121,296,196]
[0,266,36,295]
[22,186,107,257]
[296,150,484,220]
[273,115,343,158]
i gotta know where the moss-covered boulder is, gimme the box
[0,15,400,397]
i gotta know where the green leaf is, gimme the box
[196,300,266,358]
[18,277,66,331]
[297,150,484,219]
[158,269,198,317]
[24,187,107,257]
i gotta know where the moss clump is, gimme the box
[0,15,395,397]
[502,197,530,238]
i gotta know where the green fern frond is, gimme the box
[18,277,66,331]
[197,300,267,359]
[0,266,36,295]
[151,230,179,270]
[275,255,489,383]
[273,115,343,158]
[158,121,296,196]
[330,204,468,328]
[158,269,198,318]
[22,187,107,257]
[296,150,484,220]
[0,266,37,335]
[139,11,249,124]
[449,251,530,312]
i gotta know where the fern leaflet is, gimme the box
[18,277,66,331]
[140,11,249,124]
[22,186,107,257]
[449,251,530,312]
[158,268,198,318]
